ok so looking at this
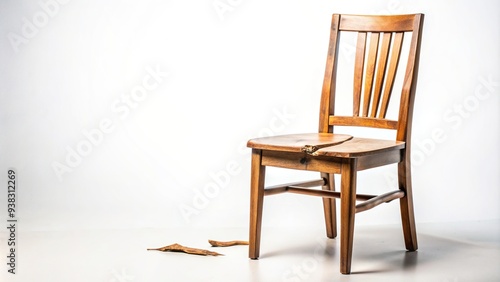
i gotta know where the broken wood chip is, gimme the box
[147,243,223,256]
[208,240,249,247]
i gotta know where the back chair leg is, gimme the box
[321,172,337,238]
[398,160,418,251]
[340,159,358,274]
[249,149,266,259]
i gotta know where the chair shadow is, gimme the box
[260,238,337,259]
[350,250,419,274]
[351,231,486,274]
[258,230,485,275]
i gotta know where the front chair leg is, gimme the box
[340,159,357,274]
[249,149,266,259]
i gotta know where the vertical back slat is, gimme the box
[370,32,392,118]
[353,32,366,117]
[378,32,404,118]
[362,32,380,117]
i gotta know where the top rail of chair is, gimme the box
[338,14,423,32]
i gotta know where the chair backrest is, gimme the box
[318,14,424,143]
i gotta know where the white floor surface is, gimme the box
[1,220,499,282]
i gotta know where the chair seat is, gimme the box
[247,133,405,158]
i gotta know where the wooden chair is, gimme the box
[247,13,424,274]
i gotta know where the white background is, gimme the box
[0,0,499,234]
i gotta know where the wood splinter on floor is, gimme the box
[147,243,223,256]
[208,240,249,247]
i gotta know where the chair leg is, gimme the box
[321,172,337,238]
[398,156,418,251]
[340,159,357,274]
[249,149,266,259]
